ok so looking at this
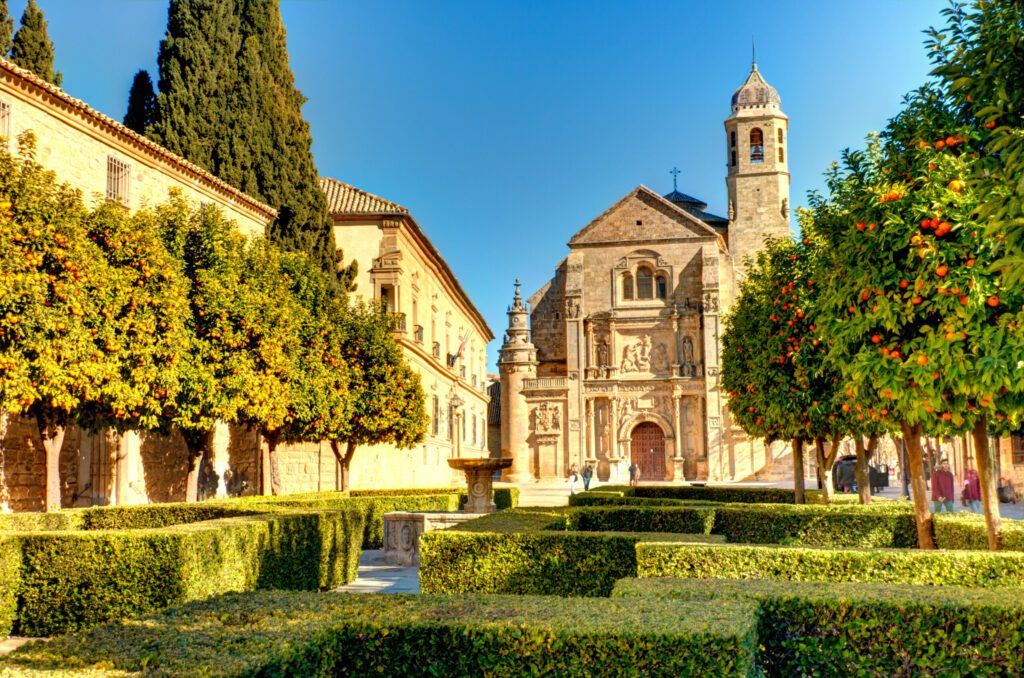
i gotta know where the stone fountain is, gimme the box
[447,457,514,514]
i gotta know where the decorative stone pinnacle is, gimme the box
[511,278,527,312]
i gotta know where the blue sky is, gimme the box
[26,0,944,368]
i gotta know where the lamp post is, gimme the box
[450,391,464,458]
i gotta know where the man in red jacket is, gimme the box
[931,459,955,513]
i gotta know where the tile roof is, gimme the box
[0,58,276,220]
[319,177,409,215]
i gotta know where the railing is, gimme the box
[414,325,424,344]
[432,342,441,359]
[676,361,704,378]
[389,312,407,334]
[522,377,568,390]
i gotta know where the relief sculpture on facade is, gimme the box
[532,402,561,433]
[620,335,671,374]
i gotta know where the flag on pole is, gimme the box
[450,330,472,367]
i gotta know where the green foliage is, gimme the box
[711,504,917,548]
[0,0,13,56]
[0,536,19,636]
[9,0,59,86]
[420,531,640,597]
[564,506,716,535]
[632,485,802,504]
[150,0,351,289]
[722,237,849,444]
[350,486,520,511]
[934,512,1024,551]
[614,577,1024,677]
[122,69,156,135]
[9,508,363,637]
[928,1,1024,285]
[0,591,760,677]
[637,541,1024,588]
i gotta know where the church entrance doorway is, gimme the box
[630,422,665,480]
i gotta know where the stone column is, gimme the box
[607,318,618,379]
[672,394,685,481]
[585,398,596,461]
[212,421,231,498]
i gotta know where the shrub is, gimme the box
[350,486,520,511]
[633,485,798,504]
[613,577,1024,676]
[564,506,716,535]
[934,512,1024,551]
[12,508,364,636]
[637,542,1024,588]
[420,531,639,597]
[0,536,19,636]
[0,591,760,677]
[711,504,917,548]
[568,494,690,508]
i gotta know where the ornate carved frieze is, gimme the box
[531,402,561,433]
[708,416,721,428]
[702,291,720,314]
[706,365,720,377]
[619,334,671,375]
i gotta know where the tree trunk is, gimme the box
[792,437,805,504]
[329,440,358,492]
[183,428,214,503]
[259,431,283,496]
[33,407,66,512]
[814,437,833,504]
[899,437,911,499]
[900,421,935,549]
[971,416,1002,551]
[854,434,877,505]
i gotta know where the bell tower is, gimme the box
[724,60,790,279]
[498,278,537,482]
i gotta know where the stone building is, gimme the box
[0,58,278,511]
[319,178,494,488]
[499,62,791,483]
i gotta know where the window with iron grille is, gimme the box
[1012,431,1024,466]
[106,156,131,205]
[431,396,439,436]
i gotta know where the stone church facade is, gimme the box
[499,63,791,483]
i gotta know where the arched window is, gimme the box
[731,150,737,167]
[637,266,654,299]
[621,272,634,300]
[730,131,736,148]
[778,147,785,162]
[777,128,784,144]
[656,275,668,299]
[750,128,764,163]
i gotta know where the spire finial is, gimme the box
[511,277,527,312]
[670,167,680,192]
[752,38,758,70]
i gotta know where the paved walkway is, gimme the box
[334,549,419,594]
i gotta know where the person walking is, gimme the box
[962,468,982,513]
[568,464,579,495]
[628,461,639,487]
[581,464,593,491]
[931,458,955,513]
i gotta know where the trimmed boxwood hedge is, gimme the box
[351,486,520,511]
[0,536,19,637]
[613,577,1024,677]
[637,541,1024,588]
[564,506,716,535]
[0,591,760,676]
[633,485,800,504]
[934,512,1024,551]
[11,508,364,637]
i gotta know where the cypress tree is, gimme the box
[123,69,156,134]
[10,0,61,86]
[150,0,353,291]
[0,0,14,56]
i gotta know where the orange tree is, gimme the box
[928,0,1024,283]
[273,251,350,477]
[156,195,254,501]
[812,104,1024,549]
[232,238,308,496]
[0,135,107,510]
[327,300,427,491]
[722,237,849,504]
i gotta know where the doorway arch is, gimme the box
[630,422,666,480]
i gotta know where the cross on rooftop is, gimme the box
[670,167,680,191]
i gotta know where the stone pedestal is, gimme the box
[447,457,514,514]
[673,457,687,482]
[383,511,478,566]
[607,457,622,484]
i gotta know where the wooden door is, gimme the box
[631,422,666,480]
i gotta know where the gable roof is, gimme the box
[568,185,725,247]
[319,177,409,215]
[0,58,276,220]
